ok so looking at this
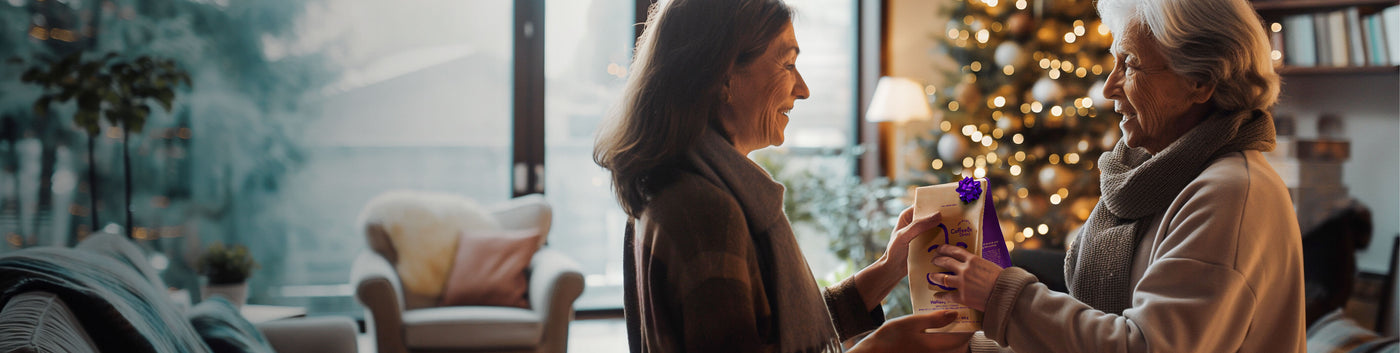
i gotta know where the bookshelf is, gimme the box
[1252,0,1400,77]
[1277,65,1400,75]
[1252,0,1399,13]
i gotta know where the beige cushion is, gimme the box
[359,191,501,304]
[439,229,541,308]
[402,306,542,349]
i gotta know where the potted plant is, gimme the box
[197,242,258,307]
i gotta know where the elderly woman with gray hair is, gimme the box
[862,0,1307,351]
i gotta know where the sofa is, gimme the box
[352,193,585,353]
[0,231,358,353]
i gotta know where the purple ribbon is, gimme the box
[956,177,982,203]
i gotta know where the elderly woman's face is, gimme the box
[724,22,810,153]
[1102,21,1213,154]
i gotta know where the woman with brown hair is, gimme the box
[594,0,963,351]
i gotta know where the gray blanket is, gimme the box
[0,247,210,353]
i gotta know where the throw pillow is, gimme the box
[358,191,502,303]
[187,297,275,353]
[439,229,542,308]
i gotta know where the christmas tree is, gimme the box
[904,0,1122,249]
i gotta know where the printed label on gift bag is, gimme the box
[907,177,1012,333]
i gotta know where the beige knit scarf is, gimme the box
[686,129,842,353]
[1067,109,1276,315]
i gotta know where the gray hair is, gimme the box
[1098,0,1280,112]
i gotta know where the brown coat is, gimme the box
[623,171,884,352]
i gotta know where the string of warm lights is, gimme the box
[911,0,1121,249]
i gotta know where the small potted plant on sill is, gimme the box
[197,242,258,307]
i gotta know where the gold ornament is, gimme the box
[1052,0,1092,17]
[1084,19,1114,48]
[956,81,985,110]
[1006,12,1034,37]
[1070,196,1098,221]
[1037,164,1073,191]
[1017,193,1050,219]
[1035,22,1067,47]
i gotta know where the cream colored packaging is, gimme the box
[907,178,1010,333]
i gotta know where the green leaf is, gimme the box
[134,105,150,121]
[103,89,120,105]
[78,61,102,78]
[20,67,43,83]
[104,110,124,127]
[74,109,100,135]
[58,87,77,102]
[78,92,102,111]
[156,89,175,112]
[57,53,80,73]
[32,96,51,116]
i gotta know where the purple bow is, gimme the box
[956,177,981,203]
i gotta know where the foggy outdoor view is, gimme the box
[0,0,856,315]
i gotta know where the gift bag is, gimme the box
[907,177,1013,333]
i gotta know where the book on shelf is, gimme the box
[1328,10,1349,67]
[1274,6,1399,69]
[1285,14,1318,67]
[1385,6,1400,65]
[1346,7,1368,66]
[1365,13,1390,65]
[1316,12,1333,67]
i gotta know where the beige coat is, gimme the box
[975,150,1306,352]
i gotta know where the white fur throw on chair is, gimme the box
[358,191,500,299]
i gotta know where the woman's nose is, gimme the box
[794,70,810,100]
[1102,69,1123,101]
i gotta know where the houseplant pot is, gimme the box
[197,242,258,307]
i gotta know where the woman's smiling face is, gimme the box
[723,22,810,153]
[1101,20,1214,154]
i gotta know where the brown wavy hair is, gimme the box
[593,0,794,218]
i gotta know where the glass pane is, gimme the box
[269,0,515,312]
[544,0,634,310]
[0,0,514,314]
[760,0,860,282]
[785,0,858,150]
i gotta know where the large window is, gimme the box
[766,0,861,281]
[543,0,635,310]
[267,0,516,311]
[0,0,863,314]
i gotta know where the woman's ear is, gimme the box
[720,79,732,103]
[1189,80,1215,104]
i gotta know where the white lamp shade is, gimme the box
[865,76,933,123]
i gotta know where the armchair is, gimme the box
[352,194,585,353]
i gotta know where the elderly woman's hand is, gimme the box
[930,245,1003,311]
[849,310,972,353]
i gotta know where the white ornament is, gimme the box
[994,42,1024,67]
[937,133,970,161]
[1031,78,1064,103]
[1089,80,1113,110]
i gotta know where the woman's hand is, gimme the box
[883,207,944,278]
[855,208,943,309]
[929,245,1003,311]
[849,310,972,353]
